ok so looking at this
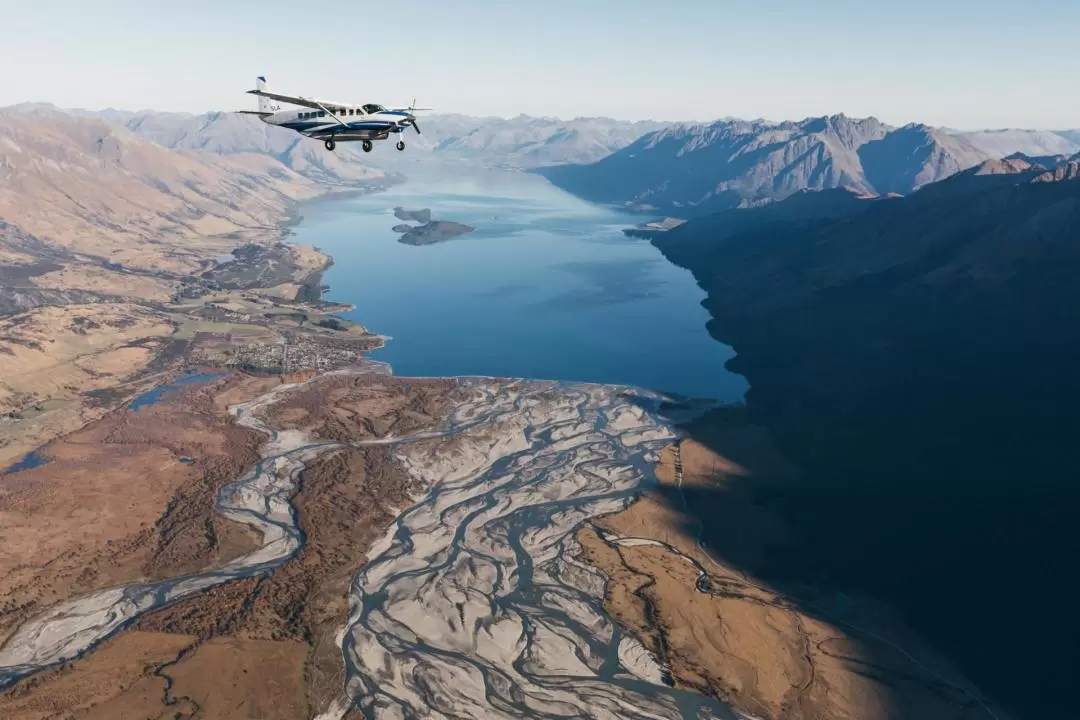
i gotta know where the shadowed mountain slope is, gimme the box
[651,164,1080,719]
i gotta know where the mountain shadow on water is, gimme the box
[648,161,1080,719]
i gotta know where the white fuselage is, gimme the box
[262,103,415,142]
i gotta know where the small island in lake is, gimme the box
[393,206,433,224]
[391,206,474,245]
[395,220,475,246]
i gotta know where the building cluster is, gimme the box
[188,335,366,374]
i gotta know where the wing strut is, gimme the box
[310,99,349,129]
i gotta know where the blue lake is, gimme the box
[291,169,747,401]
[128,372,222,411]
[2,450,49,475]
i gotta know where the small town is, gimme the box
[187,334,371,373]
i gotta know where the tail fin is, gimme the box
[255,76,280,113]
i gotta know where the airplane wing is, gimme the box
[247,88,352,111]
[390,99,433,112]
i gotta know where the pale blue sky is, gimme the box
[2,0,1078,129]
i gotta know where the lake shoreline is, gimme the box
[284,169,748,401]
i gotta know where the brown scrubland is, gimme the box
[577,431,1002,720]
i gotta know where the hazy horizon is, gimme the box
[7,101,1080,134]
[3,1,1079,130]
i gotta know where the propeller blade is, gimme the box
[412,120,421,135]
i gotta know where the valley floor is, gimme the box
[0,360,1010,720]
[0,173,1010,720]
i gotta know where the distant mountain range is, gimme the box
[7,103,390,186]
[6,103,670,174]
[539,114,1080,216]
[538,114,1002,215]
[648,154,1080,720]
[125,111,669,171]
[421,114,672,168]
[10,102,1080,187]
[948,128,1080,158]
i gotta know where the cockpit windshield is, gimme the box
[361,104,386,114]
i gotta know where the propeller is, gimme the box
[396,98,428,134]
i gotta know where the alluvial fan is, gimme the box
[336,380,740,720]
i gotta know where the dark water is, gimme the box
[291,170,747,401]
[1,451,48,475]
[128,372,221,411]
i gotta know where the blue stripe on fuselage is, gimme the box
[279,121,329,131]
[280,120,398,132]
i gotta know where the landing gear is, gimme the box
[362,140,373,153]
[396,140,406,152]
[324,139,336,152]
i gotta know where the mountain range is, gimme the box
[647,154,1080,720]
[5,101,1080,719]
[7,103,671,174]
[0,106,322,319]
[421,114,671,168]
[0,108,316,271]
[950,127,1080,158]
[8,103,391,186]
[14,102,1080,190]
[538,114,1010,214]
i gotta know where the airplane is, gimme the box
[239,76,428,153]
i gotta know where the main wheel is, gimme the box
[324,139,336,152]
[396,140,406,152]
[362,140,373,153]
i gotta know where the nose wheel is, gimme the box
[396,140,406,152]
[324,139,336,152]
[362,140,373,153]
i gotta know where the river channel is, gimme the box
[0,171,748,718]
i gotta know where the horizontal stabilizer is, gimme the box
[236,110,273,116]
